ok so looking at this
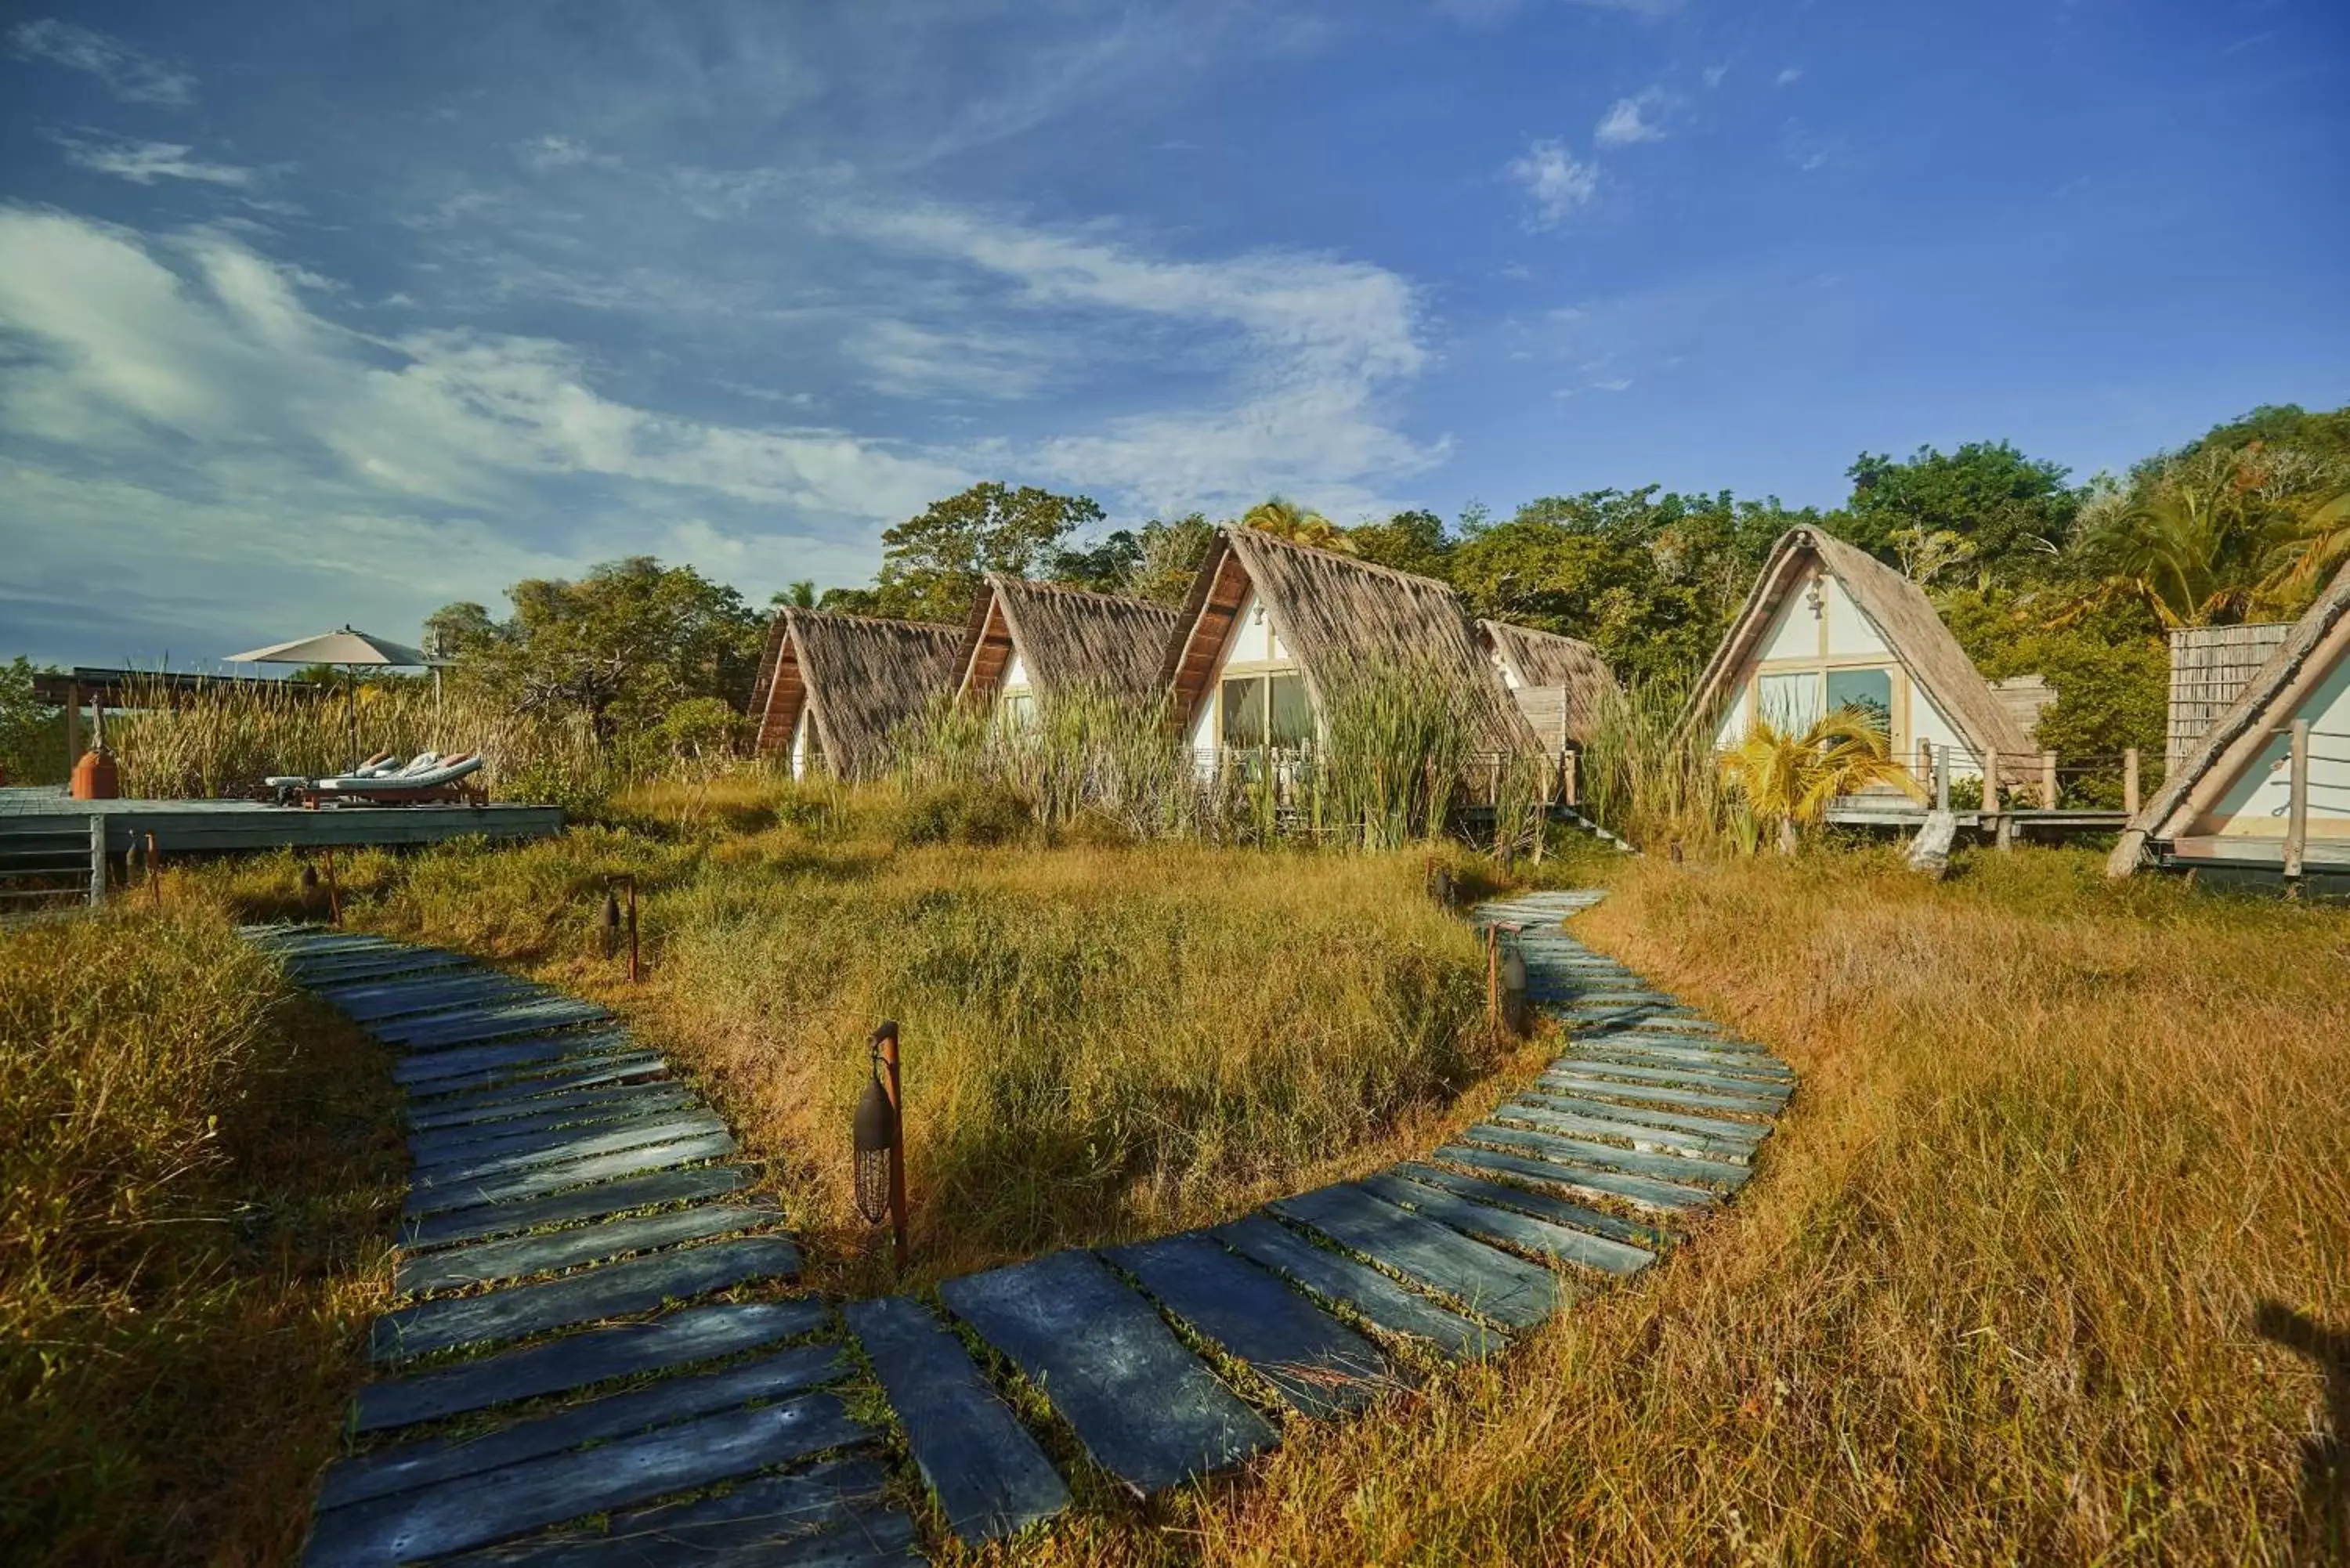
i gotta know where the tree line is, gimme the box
[415,403,2350,768]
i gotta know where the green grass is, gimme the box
[0,909,404,1565]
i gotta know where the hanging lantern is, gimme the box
[852,1070,895,1224]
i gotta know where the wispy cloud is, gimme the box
[9,19,194,107]
[512,135,619,175]
[1595,89,1669,146]
[1505,139,1600,230]
[1703,63,1729,89]
[1775,66,1804,87]
[56,133,258,187]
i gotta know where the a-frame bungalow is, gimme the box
[1159,525,1538,772]
[747,608,963,780]
[954,573,1180,722]
[2110,558,2350,882]
[1681,526,2034,779]
[1477,619,1618,757]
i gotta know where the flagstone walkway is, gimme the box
[262,887,1793,1564]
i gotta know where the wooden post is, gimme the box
[323,844,342,927]
[1983,750,2000,816]
[1485,923,1501,1049]
[1933,744,1950,812]
[86,814,105,908]
[2283,721,2309,881]
[2041,750,2059,811]
[65,681,82,769]
[2123,748,2141,818]
[146,831,161,909]
[1917,739,1932,790]
[1561,750,1578,808]
[875,1022,909,1272]
[624,877,640,983]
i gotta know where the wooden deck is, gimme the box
[0,789,562,854]
[272,891,1794,1562]
[1823,798,2130,836]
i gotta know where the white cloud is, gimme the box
[1775,67,1803,87]
[1505,139,1600,229]
[56,134,258,187]
[9,19,194,106]
[1595,91,1668,146]
[834,202,1439,515]
[0,207,971,645]
[1704,63,1729,89]
[1590,378,1632,392]
[514,135,618,175]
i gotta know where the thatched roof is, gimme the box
[1478,620,1618,746]
[2110,558,2350,875]
[1682,526,2035,762]
[956,575,1180,706]
[1160,526,1537,751]
[750,609,961,779]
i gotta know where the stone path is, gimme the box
[261,889,1793,1563]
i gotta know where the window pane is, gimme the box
[1757,671,1820,733]
[1221,677,1265,747]
[1267,674,1314,747]
[1824,667,1893,735]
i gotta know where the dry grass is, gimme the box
[1021,848,2345,1566]
[191,782,1518,1294]
[0,909,405,1566]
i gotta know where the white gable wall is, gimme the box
[1000,647,1030,692]
[1187,584,1296,765]
[790,704,812,780]
[2204,651,2350,835]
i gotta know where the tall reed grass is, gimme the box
[0,909,403,1563]
[890,656,1550,852]
[1578,672,1732,854]
[101,676,610,806]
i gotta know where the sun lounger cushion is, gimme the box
[313,753,483,793]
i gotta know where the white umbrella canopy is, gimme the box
[224,626,436,771]
[224,627,432,667]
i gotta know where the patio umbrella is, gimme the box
[224,626,433,770]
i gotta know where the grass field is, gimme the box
[190,779,1535,1292]
[1094,848,2348,1566]
[27,806,2347,1563]
[0,910,404,1565]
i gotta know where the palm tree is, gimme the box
[2258,484,2350,608]
[1719,709,1925,854]
[1243,497,1357,554]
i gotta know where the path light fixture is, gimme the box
[854,1021,909,1271]
[1487,920,1527,1042]
[602,875,638,982]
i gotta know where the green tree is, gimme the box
[865,483,1104,621]
[770,581,818,609]
[1346,509,1452,579]
[1126,513,1219,605]
[0,656,60,784]
[1047,530,1145,595]
[422,601,500,660]
[1448,489,1798,684]
[1242,497,1354,553]
[438,558,765,742]
[1841,441,2081,587]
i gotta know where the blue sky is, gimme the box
[2,0,2345,670]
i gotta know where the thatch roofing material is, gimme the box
[2167,621,2294,768]
[1682,526,2035,764]
[750,609,961,779]
[1479,620,1618,746]
[956,575,1179,706]
[1160,526,1538,752]
[2110,558,2350,875]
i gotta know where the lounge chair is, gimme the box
[298,752,486,807]
[266,752,397,803]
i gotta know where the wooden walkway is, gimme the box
[264,889,1794,1563]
